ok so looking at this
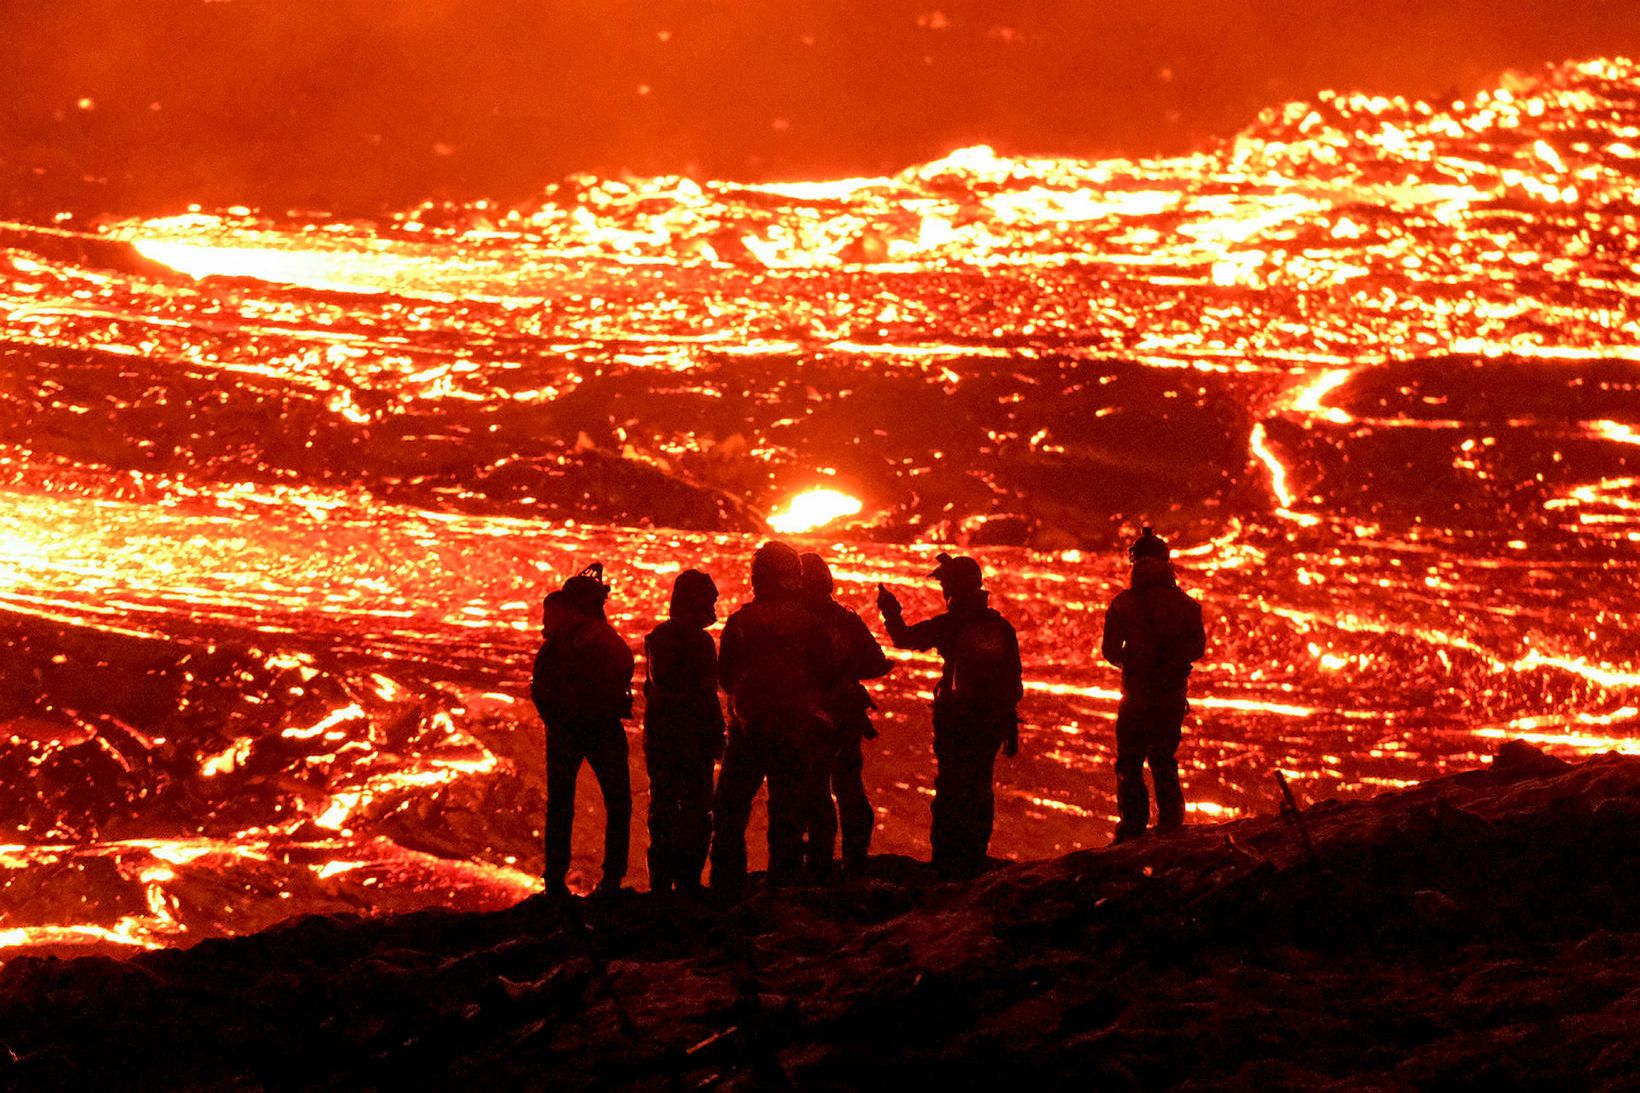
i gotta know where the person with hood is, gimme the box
[531,563,635,896]
[642,569,724,894]
[877,553,1023,876]
[800,552,892,877]
[1100,527,1207,842]
[710,541,835,893]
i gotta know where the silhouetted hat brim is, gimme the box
[929,555,983,583]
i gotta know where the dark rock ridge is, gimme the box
[3,744,1639,1089]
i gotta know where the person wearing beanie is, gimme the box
[877,552,1023,877]
[799,552,893,877]
[641,569,725,895]
[530,563,635,897]
[1100,527,1207,842]
[710,541,837,894]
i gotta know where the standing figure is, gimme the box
[642,569,724,894]
[877,553,1023,877]
[531,563,635,897]
[710,541,835,894]
[1100,527,1207,842]
[800,552,892,877]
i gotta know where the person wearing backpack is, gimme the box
[876,553,1023,876]
[710,541,838,894]
[531,563,635,897]
[641,569,724,895]
[800,552,893,878]
[1100,527,1207,842]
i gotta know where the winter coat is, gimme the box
[531,613,635,726]
[811,596,893,732]
[883,590,1023,722]
[643,619,725,759]
[1100,557,1206,705]
[717,593,834,731]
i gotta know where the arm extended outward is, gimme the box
[876,584,944,652]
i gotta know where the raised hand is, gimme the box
[875,582,902,617]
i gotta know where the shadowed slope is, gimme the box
[2,743,1638,1088]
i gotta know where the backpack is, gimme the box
[946,611,1022,710]
[534,617,632,723]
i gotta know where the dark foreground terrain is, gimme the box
[2,743,1638,1089]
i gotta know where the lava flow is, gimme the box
[1,57,1638,956]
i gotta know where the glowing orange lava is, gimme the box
[767,488,865,534]
[1,56,1637,956]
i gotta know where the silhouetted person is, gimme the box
[800,552,892,876]
[531,563,635,897]
[642,569,724,894]
[1100,527,1207,842]
[711,541,836,893]
[877,553,1023,876]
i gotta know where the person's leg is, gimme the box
[676,750,715,890]
[931,714,988,874]
[799,724,840,881]
[832,733,873,871]
[969,734,999,864]
[709,730,764,893]
[644,739,676,892]
[936,729,996,874]
[583,720,631,889]
[1148,700,1188,832]
[930,724,956,868]
[543,726,583,889]
[1113,700,1152,841]
[764,732,808,886]
[808,754,840,879]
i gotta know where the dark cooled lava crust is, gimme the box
[1,743,1637,1090]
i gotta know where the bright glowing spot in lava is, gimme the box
[766,488,863,534]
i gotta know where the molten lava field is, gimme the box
[0,57,1638,955]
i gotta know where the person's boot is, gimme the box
[932,853,982,880]
[709,871,746,904]
[806,851,835,885]
[1110,826,1147,846]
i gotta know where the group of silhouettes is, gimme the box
[529,528,1205,898]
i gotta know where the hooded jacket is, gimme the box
[1100,557,1206,704]
[643,606,725,757]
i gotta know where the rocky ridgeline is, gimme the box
[2,742,1638,1089]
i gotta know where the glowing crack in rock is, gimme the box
[1288,368,1357,425]
[767,488,864,535]
[1248,422,1295,510]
